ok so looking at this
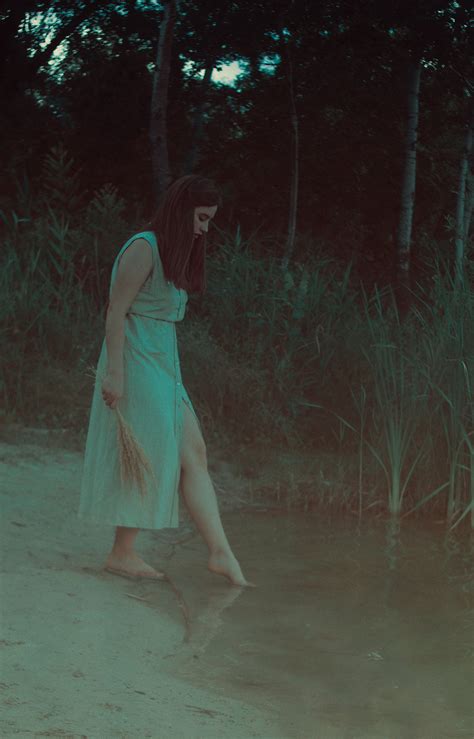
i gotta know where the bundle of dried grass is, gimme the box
[114,406,156,499]
[86,365,156,499]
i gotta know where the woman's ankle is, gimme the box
[209,546,235,559]
[110,546,135,558]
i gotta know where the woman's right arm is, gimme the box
[102,239,153,407]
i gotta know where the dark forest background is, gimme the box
[1,0,473,524]
[2,1,472,281]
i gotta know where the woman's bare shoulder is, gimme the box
[117,237,153,272]
[111,238,154,305]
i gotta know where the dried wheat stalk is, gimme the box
[86,365,156,499]
[115,406,156,499]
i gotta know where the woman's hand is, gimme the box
[101,372,124,410]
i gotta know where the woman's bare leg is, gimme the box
[103,402,255,585]
[180,464,253,586]
[180,403,255,587]
[112,526,140,554]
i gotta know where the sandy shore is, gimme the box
[0,429,281,739]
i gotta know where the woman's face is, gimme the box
[194,205,217,239]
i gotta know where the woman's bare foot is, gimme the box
[208,549,256,587]
[103,551,165,580]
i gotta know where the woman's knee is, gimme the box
[180,404,207,471]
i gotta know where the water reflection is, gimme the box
[164,512,474,738]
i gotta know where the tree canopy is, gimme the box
[1,0,473,283]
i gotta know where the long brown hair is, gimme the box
[146,175,222,295]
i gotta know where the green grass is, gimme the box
[1,145,473,528]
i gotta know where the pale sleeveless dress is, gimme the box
[78,231,201,530]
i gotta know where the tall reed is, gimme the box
[403,265,474,529]
[203,225,358,445]
[0,146,128,421]
[359,288,431,515]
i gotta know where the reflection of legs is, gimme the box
[180,401,254,587]
[193,588,244,653]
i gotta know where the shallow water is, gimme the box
[163,511,474,738]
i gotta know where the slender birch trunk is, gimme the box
[464,170,474,245]
[149,0,180,200]
[184,61,214,173]
[455,109,474,287]
[281,41,299,272]
[396,59,421,306]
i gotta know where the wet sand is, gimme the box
[1,431,473,738]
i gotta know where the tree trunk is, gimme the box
[455,108,474,287]
[281,41,299,273]
[464,170,474,245]
[395,59,421,313]
[149,0,180,200]
[184,61,214,174]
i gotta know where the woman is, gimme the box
[78,175,254,587]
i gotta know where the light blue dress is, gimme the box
[78,231,201,530]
